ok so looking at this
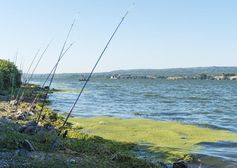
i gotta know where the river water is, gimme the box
[33,78,237,167]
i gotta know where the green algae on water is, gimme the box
[51,88,81,93]
[69,117,237,163]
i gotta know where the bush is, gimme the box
[0,59,21,92]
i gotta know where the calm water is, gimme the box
[34,78,237,167]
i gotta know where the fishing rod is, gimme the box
[27,41,52,85]
[19,56,25,74]
[40,42,74,89]
[19,41,52,103]
[36,18,77,123]
[62,11,129,128]
[15,56,25,100]
[24,48,41,83]
[15,48,41,102]
[29,42,74,108]
[10,52,18,102]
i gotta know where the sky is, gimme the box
[0,0,237,73]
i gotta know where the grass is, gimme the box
[69,117,237,163]
[0,104,160,168]
[2,100,237,166]
[0,121,159,167]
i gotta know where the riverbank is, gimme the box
[1,99,237,167]
[0,99,161,168]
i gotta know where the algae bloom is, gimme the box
[69,117,237,163]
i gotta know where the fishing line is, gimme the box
[62,11,129,127]
[10,52,18,102]
[30,42,75,107]
[36,16,78,123]
[15,48,41,102]
[19,40,52,103]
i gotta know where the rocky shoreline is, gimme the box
[0,87,166,168]
[2,84,237,167]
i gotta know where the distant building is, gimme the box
[214,74,227,80]
[146,76,157,79]
[230,76,237,80]
[167,76,185,80]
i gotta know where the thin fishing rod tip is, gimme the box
[49,38,55,43]
[71,12,80,26]
[68,42,75,48]
[127,2,136,13]
[76,11,80,16]
[122,11,129,19]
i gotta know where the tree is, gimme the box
[0,59,21,92]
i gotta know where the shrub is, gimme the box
[0,59,21,92]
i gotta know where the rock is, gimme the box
[19,123,38,135]
[17,109,22,113]
[16,114,26,120]
[43,122,55,130]
[173,160,188,168]
[27,104,36,112]
[22,139,35,151]
[26,121,37,127]
[65,158,77,167]
[10,100,18,106]
[11,111,27,120]
[19,126,27,133]
[38,122,43,127]
[49,113,57,121]
[23,126,37,135]
[13,111,33,120]
[28,151,46,161]
[69,159,76,164]
[28,111,35,116]
[19,121,39,134]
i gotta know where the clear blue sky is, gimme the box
[0,0,237,73]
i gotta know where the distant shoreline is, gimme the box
[29,66,237,81]
[33,66,237,75]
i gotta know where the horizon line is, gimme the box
[30,66,237,75]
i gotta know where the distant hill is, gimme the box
[30,67,237,82]
[109,67,237,77]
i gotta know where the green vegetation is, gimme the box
[51,88,81,93]
[0,105,159,168]
[69,117,237,163]
[0,59,21,94]
[2,90,237,167]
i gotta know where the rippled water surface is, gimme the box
[46,79,237,132]
[33,78,237,167]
